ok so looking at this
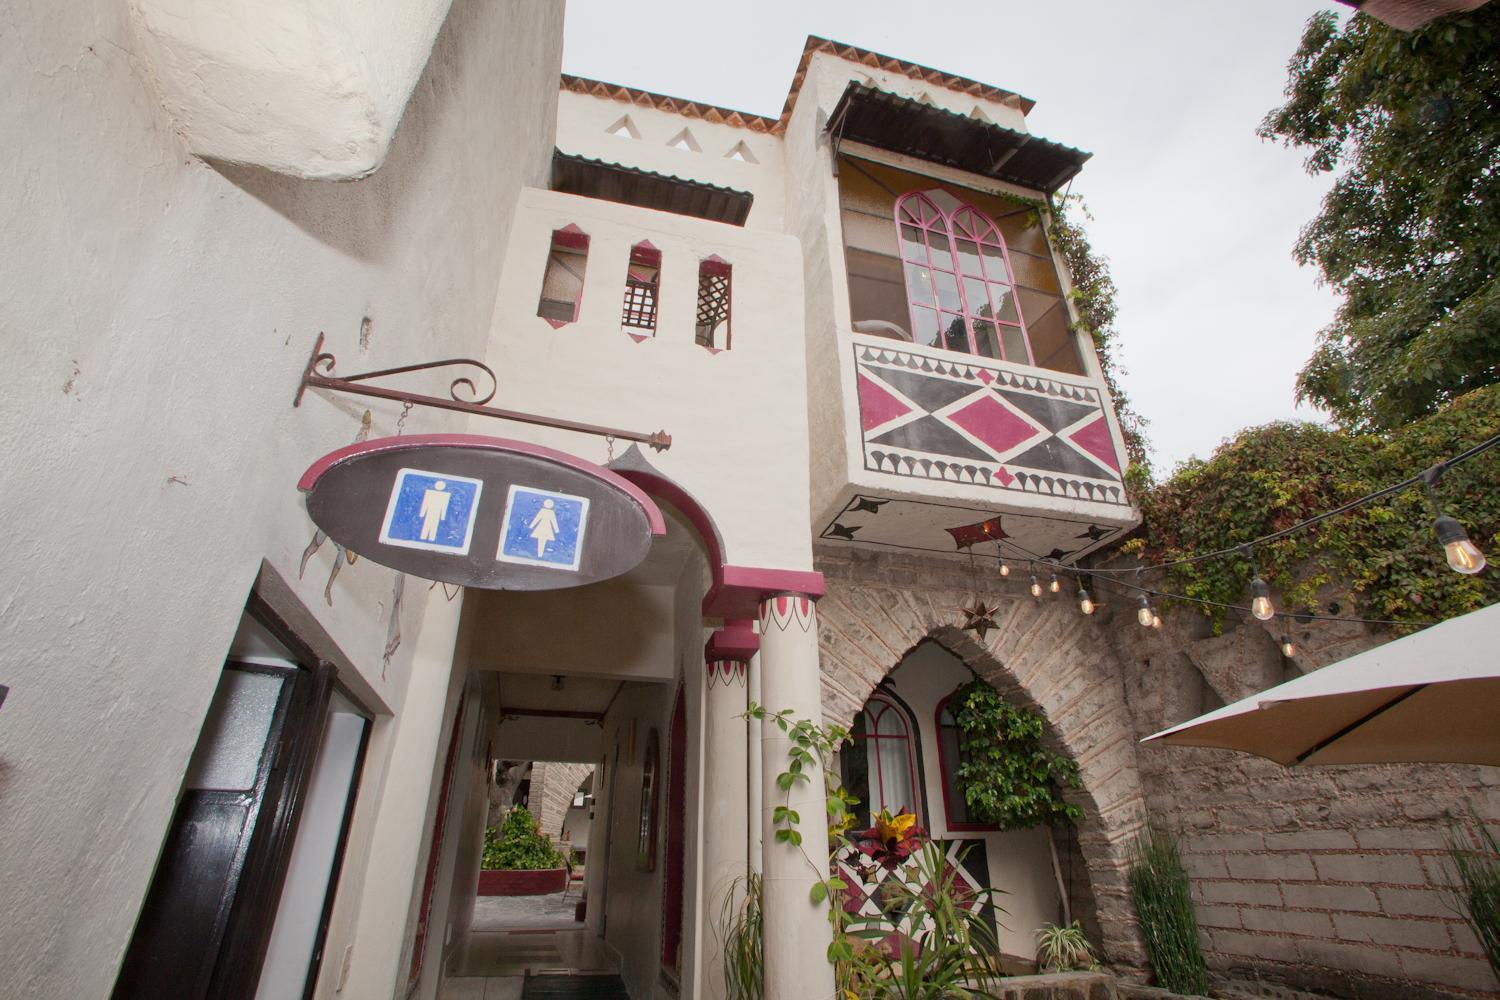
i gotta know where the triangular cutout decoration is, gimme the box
[968,105,994,124]
[725,141,758,164]
[606,115,640,140]
[667,128,701,152]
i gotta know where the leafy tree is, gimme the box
[1259,7,1500,431]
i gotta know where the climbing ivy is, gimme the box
[1046,195,1153,488]
[951,681,1082,830]
[1127,384,1500,632]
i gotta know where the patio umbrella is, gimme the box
[1142,602,1500,767]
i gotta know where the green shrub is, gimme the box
[482,806,567,871]
[1128,829,1209,996]
[1130,384,1500,633]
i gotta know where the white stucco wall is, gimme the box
[486,187,813,574]
[0,0,560,994]
[556,91,786,231]
[129,0,457,179]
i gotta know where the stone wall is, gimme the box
[1115,606,1500,999]
[814,546,1500,999]
[530,761,593,843]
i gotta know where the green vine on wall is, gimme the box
[1126,384,1500,632]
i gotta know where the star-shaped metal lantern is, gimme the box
[956,599,1002,641]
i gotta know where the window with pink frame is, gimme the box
[935,692,998,832]
[854,695,920,820]
[896,192,1031,364]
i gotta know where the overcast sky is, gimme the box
[561,0,1346,473]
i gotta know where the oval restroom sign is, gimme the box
[298,435,665,590]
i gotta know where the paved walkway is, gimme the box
[440,891,618,1000]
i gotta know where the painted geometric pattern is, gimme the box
[836,840,989,927]
[854,343,1127,507]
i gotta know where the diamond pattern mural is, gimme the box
[854,344,1127,507]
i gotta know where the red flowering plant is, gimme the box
[851,808,927,871]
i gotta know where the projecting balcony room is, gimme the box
[838,155,1088,377]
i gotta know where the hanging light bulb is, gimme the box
[1280,633,1295,658]
[1435,515,1486,574]
[1049,573,1061,594]
[1151,611,1163,630]
[999,560,1011,578]
[1078,587,1094,615]
[1137,594,1154,628]
[1029,574,1042,599]
[1250,577,1274,621]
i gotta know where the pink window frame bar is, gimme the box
[894,191,1033,365]
[933,692,999,833]
[857,696,922,820]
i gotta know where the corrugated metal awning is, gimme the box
[825,83,1091,195]
[550,151,755,226]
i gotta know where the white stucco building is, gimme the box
[1,5,1155,999]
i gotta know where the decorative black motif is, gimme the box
[854,345,1127,507]
[827,523,860,540]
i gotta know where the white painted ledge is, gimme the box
[129,0,455,180]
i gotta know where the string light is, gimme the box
[962,429,1498,632]
[1249,577,1275,621]
[1078,586,1094,615]
[1435,517,1486,574]
[1423,464,1486,574]
[1137,594,1154,628]
[1280,632,1296,658]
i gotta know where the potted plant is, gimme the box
[477,806,569,896]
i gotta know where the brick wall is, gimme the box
[530,761,593,843]
[814,546,1500,998]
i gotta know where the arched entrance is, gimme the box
[816,554,1150,966]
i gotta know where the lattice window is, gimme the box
[695,257,731,350]
[621,241,661,338]
[536,226,590,328]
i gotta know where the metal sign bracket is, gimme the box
[294,332,671,451]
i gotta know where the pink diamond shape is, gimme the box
[975,369,993,385]
[994,466,1014,486]
[947,394,1040,456]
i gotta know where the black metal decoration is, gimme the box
[295,333,671,451]
[956,599,1002,641]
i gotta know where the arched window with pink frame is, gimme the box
[894,192,1032,364]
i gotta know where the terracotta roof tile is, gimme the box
[562,36,1034,138]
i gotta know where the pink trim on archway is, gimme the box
[610,468,824,619]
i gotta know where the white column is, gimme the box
[757,594,836,1000]
[701,654,750,1000]
[747,650,763,876]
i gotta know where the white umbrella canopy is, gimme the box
[1142,602,1500,768]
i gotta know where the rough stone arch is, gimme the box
[815,549,1149,964]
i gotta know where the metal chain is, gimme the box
[605,434,615,463]
[397,400,413,435]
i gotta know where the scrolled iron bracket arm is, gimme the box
[294,332,671,451]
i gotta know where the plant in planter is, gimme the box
[1035,920,1099,973]
[479,806,569,896]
